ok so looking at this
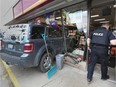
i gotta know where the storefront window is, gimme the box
[30,10,63,37]
[62,2,87,47]
[27,1,88,61]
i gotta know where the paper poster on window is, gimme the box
[68,11,83,31]
[69,11,82,24]
[82,11,87,33]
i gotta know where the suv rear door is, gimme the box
[1,24,29,57]
[47,26,64,53]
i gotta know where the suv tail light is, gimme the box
[1,40,4,48]
[24,42,34,53]
[0,40,2,49]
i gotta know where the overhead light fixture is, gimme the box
[94,18,105,21]
[100,21,109,23]
[66,0,73,2]
[114,4,116,8]
[91,15,99,18]
[55,17,61,19]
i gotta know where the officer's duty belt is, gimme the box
[92,45,108,48]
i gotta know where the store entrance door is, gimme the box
[90,1,116,81]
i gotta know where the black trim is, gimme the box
[58,0,85,11]
[85,0,92,64]
[91,1,115,9]
[13,0,21,8]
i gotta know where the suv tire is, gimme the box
[39,53,53,73]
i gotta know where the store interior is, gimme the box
[90,1,116,81]
[91,3,116,67]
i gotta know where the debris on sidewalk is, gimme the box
[64,49,87,71]
[64,49,84,64]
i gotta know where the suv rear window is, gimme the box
[30,26,44,39]
[48,26,62,38]
[3,24,29,42]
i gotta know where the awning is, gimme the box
[5,0,84,25]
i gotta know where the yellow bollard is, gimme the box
[0,60,20,87]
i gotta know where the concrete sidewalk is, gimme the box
[10,64,115,87]
[0,61,13,87]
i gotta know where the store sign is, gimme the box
[23,0,47,13]
[13,0,53,18]
[13,1,23,18]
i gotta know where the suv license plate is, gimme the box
[8,44,13,49]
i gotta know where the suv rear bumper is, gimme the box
[0,52,31,68]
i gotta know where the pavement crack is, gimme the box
[41,79,55,87]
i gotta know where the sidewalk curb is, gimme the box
[0,60,20,87]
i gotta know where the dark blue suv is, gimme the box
[0,23,71,72]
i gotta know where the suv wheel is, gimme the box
[39,53,53,73]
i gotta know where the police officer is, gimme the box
[87,23,116,82]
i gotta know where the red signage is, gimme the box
[23,0,47,13]
[13,1,23,18]
[13,0,53,18]
[23,0,39,11]
[23,0,38,11]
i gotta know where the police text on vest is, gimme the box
[93,33,103,36]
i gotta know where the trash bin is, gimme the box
[56,54,64,70]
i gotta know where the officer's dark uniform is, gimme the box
[87,27,116,81]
